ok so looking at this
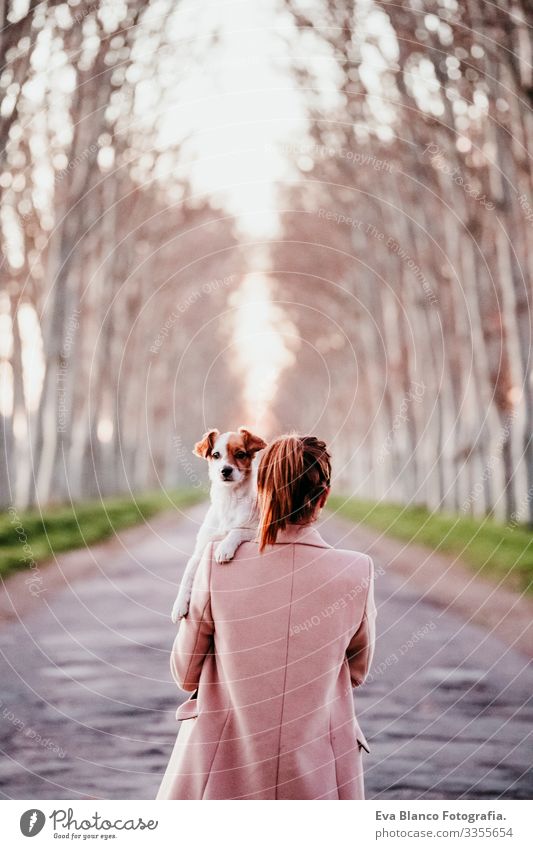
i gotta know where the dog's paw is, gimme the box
[171,591,190,623]
[215,539,238,563]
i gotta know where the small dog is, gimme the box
[171,426,267,622]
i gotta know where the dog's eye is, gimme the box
[211,451,221,459]
[234,451,247,460]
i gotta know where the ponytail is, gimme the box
[257,434,331,551]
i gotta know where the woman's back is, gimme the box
[213,526,373,705]
[164,525,375,800]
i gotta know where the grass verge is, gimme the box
[328,495,533,594]
[0,489,205,579]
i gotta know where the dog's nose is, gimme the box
[221,466,233,479]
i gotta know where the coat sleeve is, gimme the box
[170,541,214,692]
[346,555,377,687]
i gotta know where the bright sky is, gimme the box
[231,272,296,433]
[136,0,310,239]
[157,0,311,423]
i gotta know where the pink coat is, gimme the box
[157,523,376,800]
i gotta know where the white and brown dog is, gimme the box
[171,426,267,622]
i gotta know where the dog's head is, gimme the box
[194,426,267,487]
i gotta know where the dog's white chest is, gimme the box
[215,499,256,533]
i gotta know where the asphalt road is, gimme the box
[0,503,531,799]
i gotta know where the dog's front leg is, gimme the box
[171,507,220,623]
[215,527,256,563]
[171,554,200,623]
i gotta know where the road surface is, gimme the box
[0,504,531,799]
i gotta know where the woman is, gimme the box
[157,434,376,800]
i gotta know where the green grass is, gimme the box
[328,495,533,594]
[0,489,205,578]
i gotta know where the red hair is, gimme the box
[257,434,331,551]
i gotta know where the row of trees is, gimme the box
[271,0,533,523]
[0,0,241,508]
[1,0,532,527]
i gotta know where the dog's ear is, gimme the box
[239,427,267,456]
[193,429,220,458]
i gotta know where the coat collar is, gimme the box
[264,523,332,548]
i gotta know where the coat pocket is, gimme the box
[175,689,199,721]
[354,720,370,753]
